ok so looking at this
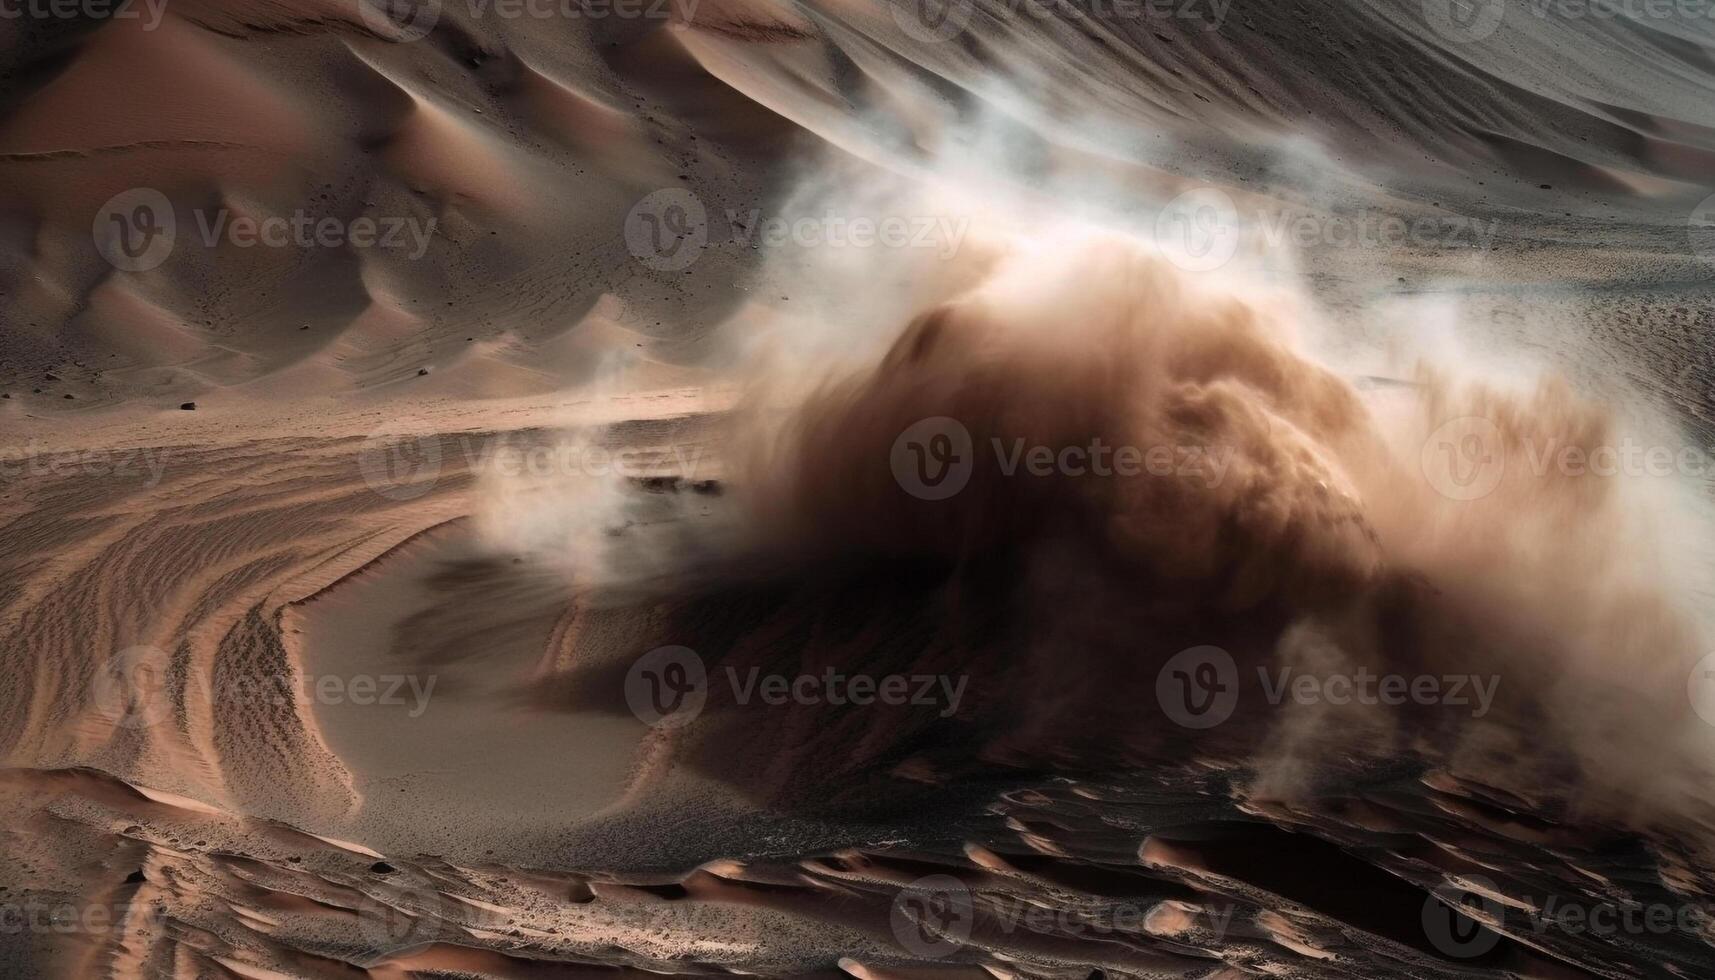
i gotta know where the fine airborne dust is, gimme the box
[532,206,1715,827]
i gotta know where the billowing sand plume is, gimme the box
[743,232,1379,600]
[536,226,1713,830]
[401,219,1715,978]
